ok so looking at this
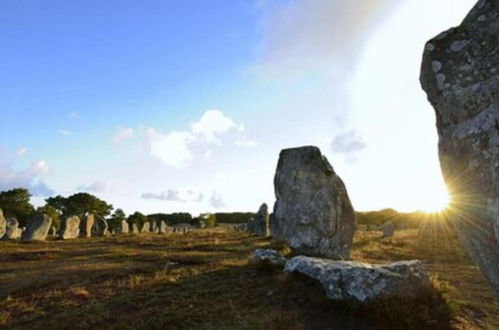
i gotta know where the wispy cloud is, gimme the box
[59,129,73,136]
[209,191,227,209]
[331,130,366,154]
[16,147,28,156]
[0,160,54,196]
[77,180,108,193]
[142,189,204,203]
[113,127,135,144]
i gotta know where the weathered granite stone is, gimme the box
[93,219,109,237]
[252,249,286,267]
[254,203,270,237]
[119,220,129,234]
[420,0,499,299]
[0,209,5,238]
[152,222,159,234]
[60,216,80,240]
[141,221,150,233]
[246,217,255,234]
[159,221,168,234]
[272,146,356,259]
[285,256,430,302]
[132,223,139,234]
[3,218,22,240]
[382,221,394,238]
[21,215,52,242]
[50,226,57,236]
[80,214,95,238]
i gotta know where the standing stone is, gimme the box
[254,203,270,237]
[420,0,499,300]
[132,223,139,234]
[246,218,255,234]
[21,215,52,242]
[272,146,356,259]
[3,218,22,240]
[50,226,57,236]
[119,220,129,234]
[80,214,95,238]
[93,219,109,237]
[382,221,394,238]
[152,221,159,234]
[59,216,80,240]
[0,209,6,239]
[141,221,151,233]
[159,221,168,234]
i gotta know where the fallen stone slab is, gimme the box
[284,256,430,302]
[251,249,286,267]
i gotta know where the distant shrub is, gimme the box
[214,212,255,224]
[147,213,193,225]
[192,213,216,228]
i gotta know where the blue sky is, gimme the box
[0,0,477,214]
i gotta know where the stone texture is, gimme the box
[246,217,255,234]
[93,219,109,237]
[119,220,129,234]
[420,0,499,300]
[285,256,430,302]
[132,223,139,234]
[252,249,286,267]
[382,221,394,238]
[21,215,52,242]
[254,203,270,237]
[60,216,80,240]
[159,221,168,234]
[80,214,95,238]
[50,226,57,236]
[0,209,6,239]
[272,146,356,259]
[141,222,150,233]
[152,222,159,234]
[3,218,22,240]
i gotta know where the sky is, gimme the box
[0,0,478,215]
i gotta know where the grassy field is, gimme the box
[0,222,498,330]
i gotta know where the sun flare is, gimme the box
[419,187,451,213]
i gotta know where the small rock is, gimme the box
[252,249,286,267]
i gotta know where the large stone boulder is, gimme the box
[254,203,270,237]
[59,216,80,240]
[21,215,52,242]
[159,221,168,234]
[3,218,22,240]
[141,221,150,233]
[420,0,499,299]
[80,214,95,238]
[272,146,356,259]
[285,256,430,302]
[132,223,139,234]
[0,209,6,238]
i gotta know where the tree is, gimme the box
[36,205,61,229]
[46,193,113,220]
[0,188,35,226]
[128,211,148,229]
[193,213,216,228]
[109,208,126,231]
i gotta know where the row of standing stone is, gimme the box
[0,210,192,242]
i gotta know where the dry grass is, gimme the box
[0,225,498,330]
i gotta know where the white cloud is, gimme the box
[16,147,28,156]
[66,111,80,119]
[331,130,366,154]
[235,138,259,148]
[146,129,195,168]
[0,160,54,196]
[191,109,243,144]
[142,189,204,203]
[113,127,135,144]
[59,129,73,136]
[209,192,227,209]
[77,180,108,193]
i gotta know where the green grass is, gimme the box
[0,224,498,329]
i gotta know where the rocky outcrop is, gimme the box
[254,203,270,237]
[80,214,95,238]
[3,218,22,240]
[420,0,499,299]
[21,215,52,242]
[251,249,286,267]
[272,146,356,259]
[285,256,429,302]
[0,209,6,238]
[60,216,80,240]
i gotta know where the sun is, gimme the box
[419,187,451,213]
